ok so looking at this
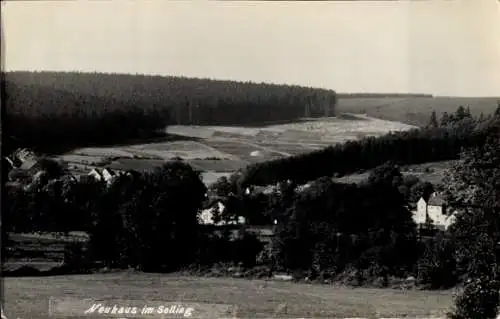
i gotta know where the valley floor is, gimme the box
[4,272,454,318]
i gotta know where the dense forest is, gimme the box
[235,105,499,186]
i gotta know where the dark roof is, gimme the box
[19,159,38,171]
[428,194,446,206]
[103,168,118,176]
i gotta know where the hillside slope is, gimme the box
[337,96,499,126]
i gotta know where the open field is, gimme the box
[203,140,285,163]
[58,114,419,185]
[337,96,499,126]
[167,114,416,143]
[186,159,248,172]
[4,272,455,319]
[257,142,325,155]
[5,232,90,268]
[200,172,232,185]
[334,160,456,185]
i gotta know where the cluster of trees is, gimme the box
[4,71,336,152]
[209,162,456,285]
[5,161,210,271]
[237,105,499,186]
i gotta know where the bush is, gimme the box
[417,236,458,289]
[448,277,500,319]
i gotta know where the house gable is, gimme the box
[413,192,455,231]
[88,169,103,181]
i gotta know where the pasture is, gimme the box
[4,273,455,319]
[186,159,247,172]
[5,232,90,271]
[203,140,283,163]
[58,114,420,186]
[336,96,499,126]
[334,160,456,185]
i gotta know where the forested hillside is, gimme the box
[4,71,336,124]
[3,71,337,152]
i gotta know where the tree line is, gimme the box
[235,105,499,187]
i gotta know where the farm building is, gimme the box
[412,192,456,231]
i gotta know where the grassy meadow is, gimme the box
[4,273,455,319]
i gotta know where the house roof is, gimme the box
[428,193,446,206]
[88,168,104,179]
[102,168,118,176]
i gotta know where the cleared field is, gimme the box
[132,141,209,152]
[186,159,247,172]
[212,126,260,137]
[126,141,232,160]
[165,126,215,139]
[204,140,281,163]
[58,154,104,165]
[334,160,455,185]
[6,232,90,265]
[337,96,499,126]
[201,171,232,185]
[106,159,167,172]
[164,114,414,143]
[72,147,135,158]
[57,114,421,178]
[269,116,416,141]
[257,142,317,155]
[4,273,454,319]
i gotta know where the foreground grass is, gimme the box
[4,272,454,318]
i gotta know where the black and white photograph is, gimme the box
[1,1,500,318]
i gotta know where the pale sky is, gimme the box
[2,1,499,97]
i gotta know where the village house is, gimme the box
[412,192,456,232]
[199,200,246,226]
[88,168,120,185]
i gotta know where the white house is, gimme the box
[88,168,120,185]
[413,192,456,231]
[199,201,246,226]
